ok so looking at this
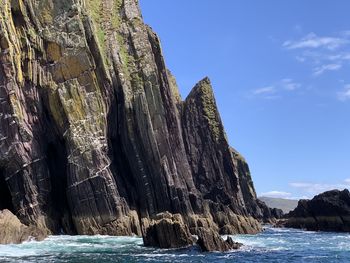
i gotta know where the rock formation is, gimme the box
[196,227,242,252]
[0,209,46,244]
[0,0,271,246]
[142,212,194,248]
[283,189,350,232]
[257,199,284,223]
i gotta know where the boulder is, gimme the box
[0,210,47,244]
[142,213,194,248]
[196,227,242,252]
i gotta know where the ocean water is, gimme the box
[0,227,349,263]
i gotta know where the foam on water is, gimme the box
[0,227,350,262]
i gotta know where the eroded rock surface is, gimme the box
[284,189,350,232]
[196,227,242,252]
[0,209,46,244]
[142,212,194,248]
[0,0,271,247]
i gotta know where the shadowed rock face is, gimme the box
[284,189,350,232]
[0,0,269,246]
[196,227,243,252]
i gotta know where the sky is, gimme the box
[139,0,350,200]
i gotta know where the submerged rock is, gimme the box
[284,189,350,232]
[0,210,47,244]
[196,227,242,252]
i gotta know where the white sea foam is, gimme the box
[1,227,350,262]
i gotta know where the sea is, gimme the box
[0,227,349,262]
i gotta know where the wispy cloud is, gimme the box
[253,86,276,95]
[260,191,292,198]
[283,31,350,78]
[252,79,301,99]
[313,63,342,76]
[281,78,301,91]
[337,84,350,101]
[283,33,348,50]
[289,178,350,197]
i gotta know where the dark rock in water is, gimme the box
[226,236,244,250]
[0,210,47,244]
[142,213,194,248]
[196,227,242,252]
[0,0,273,247]
[284,189,350,232]
[257,199,284,223]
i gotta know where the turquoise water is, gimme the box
[0,227,349,262]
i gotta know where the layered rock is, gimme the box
[0,209,46,244]
[196,227,242,252]
[0,0,267,247]
[142,212,194,248]
[283,189,350,232]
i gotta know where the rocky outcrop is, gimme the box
[0,209,46,244]
[0,0,267,247]
[284,189,350,232]
[257,199,284,223]
[142,212,194,248]
[196,227,242,252]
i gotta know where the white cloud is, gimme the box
[283,31,350,77]
[252,79,301,99]
[281,78,301,91]
[327,52,350,61]
[337,84,350,101]
[253,86,276,95]
[260,191,292,198]
[283,33,348,50]
[313,63,342,76]
[290,179,350,197]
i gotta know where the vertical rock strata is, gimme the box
[0,0,265,245]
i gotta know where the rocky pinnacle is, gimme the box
[0,0,275,247]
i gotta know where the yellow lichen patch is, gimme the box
[9,92,24,122]
[48,86,66,129]
[14,52,24,85]
[61,55,91,79]
[58,81,88,124]
[77,71,99,92]
[46,42,61,62]
[37,0,54,25]
[198,80,221,141]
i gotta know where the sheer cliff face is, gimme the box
[0,0,262,237]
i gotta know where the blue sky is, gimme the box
[139,0,350,199]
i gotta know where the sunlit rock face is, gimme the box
[0,0,269,246]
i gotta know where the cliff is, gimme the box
[283,189,350,232]
[0,0,267,246]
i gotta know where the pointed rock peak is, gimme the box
[197,76,211,86]
[186,77,214,101]
[193,77,212,94]
[167,69,182,104]
[184,77,223,142]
